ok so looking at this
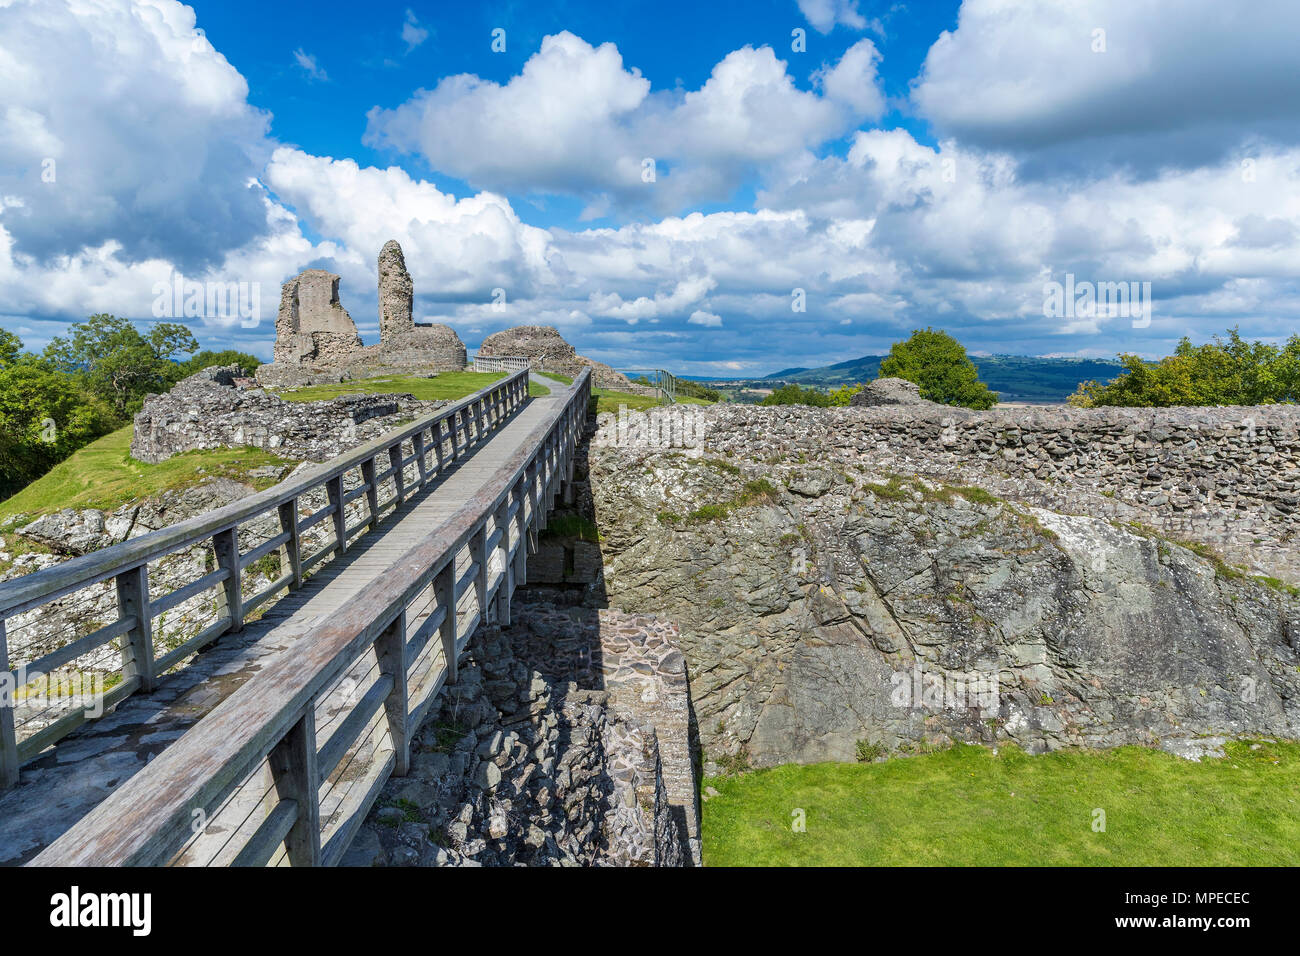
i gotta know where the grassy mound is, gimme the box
[275,371,548,402]
[702,741,1300,866]
[0,427,289,526]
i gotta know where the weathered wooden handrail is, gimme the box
[0,368,532,788]
[31,369,591,866]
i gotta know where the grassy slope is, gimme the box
[703,741,1300,866]
[275,371,549,402]
[0,373,526,526]
[0,427,289,525]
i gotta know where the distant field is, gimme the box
[702,741,1300,866]
[275,371,549,402]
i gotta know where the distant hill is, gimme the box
[766,354,1126,403]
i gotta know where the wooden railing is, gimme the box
[622,369,678,404]
[472,354,532,374]
[0,369,533,789]
[30,368,591,866]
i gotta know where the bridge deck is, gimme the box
[0,375,569,865]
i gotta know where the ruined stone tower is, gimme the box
[273,269,364,365]
[377,239,414,341]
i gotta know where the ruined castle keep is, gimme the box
[256,240,467,388]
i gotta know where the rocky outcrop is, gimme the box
[850,377,936,407]
[478,325,633,390]
[132,365,442,464]
[584,403,1300,770]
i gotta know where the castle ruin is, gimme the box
[256,241,467,388]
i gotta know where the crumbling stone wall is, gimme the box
[273,270,364,366]
[132,365,442,464]
[478,325,633,390]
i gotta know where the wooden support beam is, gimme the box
[388,443,406,506]
[494,498,512,626]
[326,475,347,556]
[0,618,18,788]
[115,563,157,692]
[471,527,488,625]
[413,431,429,486]
[278,498,303,590]
[361,457,380,528]
[435,561,458,684]
[212,528,243,634]
[266,707,321,866]
[375,610,409,777]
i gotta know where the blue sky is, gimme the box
[2,0,1298,376]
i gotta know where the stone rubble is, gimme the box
[348,602,697,867]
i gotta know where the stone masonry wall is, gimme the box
[694,402,1300,582]
[132,365,442,464]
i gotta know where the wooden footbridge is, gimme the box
[0,368,590,866]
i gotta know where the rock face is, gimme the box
[377,240,414,341]
[132,365,442,464]
[478,325,633,389]
[850,377,936,407]
[256,242,467,388]
[584,403,1300,769]
[273,270,364,366]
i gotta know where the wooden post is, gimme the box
[116,564,157,691]
[435,561,458,684]
[413,431,429,487]
[327,475,347,556]
[471,526,488,625]
[494,498,512,626]
[388,443,406,507]
[278,498,303,589]
[375,610,409,776]
[266,707,321,866]
[450,410,463,460]
[512,476,528,588]
[0,618,18,788]
[212,529,243,633]
[361,457,379,528]
[432,421,447,475]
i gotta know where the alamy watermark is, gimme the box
[152,271,261,327]
[1043,273,1153,328]
[0,666,105,719]
[592,404,709,454]
[890,661,999,712]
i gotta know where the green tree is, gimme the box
[878,328,998,409]
[1070,329,1300,407]
[0,347,115,500]
[759,383,832,407]
[44,314,198,419]
[177,349,262,378]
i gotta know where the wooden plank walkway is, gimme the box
[0,375,570,865]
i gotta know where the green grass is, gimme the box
[702,740,1300,866]
[275,371,548,402]
[0,426,290,526]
